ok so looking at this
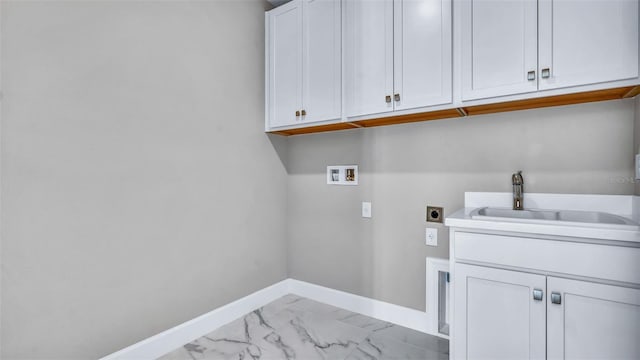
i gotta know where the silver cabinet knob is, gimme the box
[301,109,306,116]
[394,93,400,102]
[295,110,300,117]
[527,70,536,81]
[533,289,543,301]
[541,68,551,79]
[551,292,562,304]
[385,95,392,103]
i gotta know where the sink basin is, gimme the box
[470,207,639,230]
[474,207,559,220]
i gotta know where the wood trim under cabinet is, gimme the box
[352,108,462,127]
[268,122,361,136]
[623,86,640,98]
[267,85,640,136]
[462,86,638,116]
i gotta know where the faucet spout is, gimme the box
[512,171,524,210]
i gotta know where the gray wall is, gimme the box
[288,99,636,311]
[635,96,640,195]
[0,0,287,358]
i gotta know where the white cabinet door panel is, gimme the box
[303,0,341,123]
[269,2,303,128]
[461,0,538,101]
[345,0,394,117]
[454,263,546,360]
[547,277,640,360]
[394,0,452,110]
[539,0,639,91]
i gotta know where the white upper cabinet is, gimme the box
[346,0,452,118]
[303,0,342,123]
[394,0,452,111]
[266,0,640,134]
[345,0,394,118]
[460,0,640,102]
[268,1,303,128]
[460,0,538,101]
[266,0,341,129]
[538,0,640,91]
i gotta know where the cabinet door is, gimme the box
[345,0,394,118]
[454,263,546,360]
[547,277,640,360]
[460,0,538,101]
[539,0,639,91]
[302,0,341,124]
[268,1,303,128]
[393,0,452,110]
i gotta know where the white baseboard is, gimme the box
[102,278,441,360]
[101,280,290,360]
[287,279,433,336]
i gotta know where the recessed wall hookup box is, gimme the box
[427,206,444,223]
[327,165,358,185]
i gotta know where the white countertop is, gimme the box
[444,193,640,243]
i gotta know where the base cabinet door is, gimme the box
[454,263,546,360]
[547,277,640,360]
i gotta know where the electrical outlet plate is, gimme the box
[426,227,438,246]
[427,206,444,223]
[362,202,372,218]
[327,165,358,185]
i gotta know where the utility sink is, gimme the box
[470,207,639,231]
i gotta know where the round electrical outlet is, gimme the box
[427,206,444,223]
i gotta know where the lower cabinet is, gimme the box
[454,264,546,360]
[454,263,640,360]
[547,277,640,360]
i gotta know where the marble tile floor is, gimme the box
[159,294,449,360]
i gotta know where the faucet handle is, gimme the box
[512,170,524,185]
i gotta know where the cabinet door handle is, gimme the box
[301,109,306,116]
[541,68,551,79]
[394,93,400,102]
[527,70,536,81]
[532,289,543,301]
[385,95,392,103]
[551,292,562,304]
[295,110,300,117]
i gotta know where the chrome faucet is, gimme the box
[512,171,524,210]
